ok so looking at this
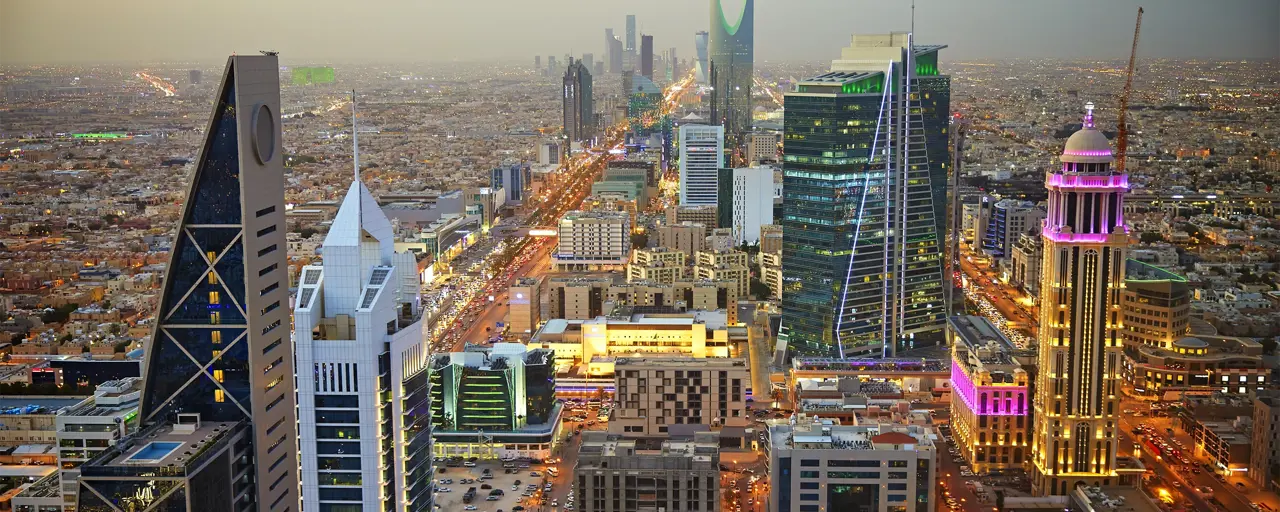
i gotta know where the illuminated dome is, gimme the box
[1061,102,1115,165]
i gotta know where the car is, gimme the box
[530,471,541,477]
[1237,482,1248,491]
[512,485,520,491]
[465,507,478,511]
[551,500,558,506]
[487,496,500,501]
[464,461,477,467]
[481,484,492,490]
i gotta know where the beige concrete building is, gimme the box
[746,131,781,165]
[553,210,630,271]
[665,205,718,228]
[656,221,707,260]
[509,276,543,338]
[694,249,749,297]
[574,432,721,512]
[1121,260,1191,349]
[547,277,613,320]
[531,311,736,372]
[628,247,687,285]
[759,251,782,300]
[759,224,782,255]
[611,357,751,437]
[545,277,741,322]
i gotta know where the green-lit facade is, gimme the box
[428,346,555,432]
[781,46,946,358]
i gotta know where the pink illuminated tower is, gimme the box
[1030,102,1130,495]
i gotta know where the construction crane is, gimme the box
[1116,6,1143,173]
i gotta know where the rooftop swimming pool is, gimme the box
[126,441,183,464]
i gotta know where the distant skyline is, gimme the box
[2,0,1277,65]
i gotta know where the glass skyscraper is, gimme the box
[75,54,298,512]
[781,41,946,358]
[708,0,753,142]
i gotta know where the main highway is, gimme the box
[426,72,696,353]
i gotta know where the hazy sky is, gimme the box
[3,0,1276,65]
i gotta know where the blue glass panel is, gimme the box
[188,71,243,226]
[164,327,245,366]
[208,337,251,408]
[213,241,247,306]
[142,335,201,419]
[166,272,246,325]
[160,235,208,317]
[189,227,242,261]
[169,367,250,422]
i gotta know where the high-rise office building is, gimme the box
[1030,103,1128,496]
[781,39,947,358]
[294,162,433,510]
[694,31,709,83]
[608,33,624,74]
[575,432,721,512]
[535,55,542,70]
[669,47,679,80]
[564,58,594,142]
[548,55,557,76]
[189,69,201,84]
[640,35,654,79]
[595,61,605,77]
[708,0,753,142]
[75,54,298,511]
[716,166,774,244]
[625,15,636,53]
[582,53,595,73]
[678,124,724,206]
[832,33,951,240]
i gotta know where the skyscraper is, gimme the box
[75,54,298,511]
[832,32,952,243]
[709,0,753,142]
[608,32,623,74]
[640,35,654,80]
[694,31,709,83]
[535,55,541,70]
[625,14,637,71]
[678,124,723,206]
[294,112,433,509]
[582,53,594,73]
[1030,103,1128,496]
[563,58,594,142]
[781,38,946,358]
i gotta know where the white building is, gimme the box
[766,416,937,512]
[679,124,724,206]
[294,177,434,512]
[553,210,630,271]
[729,166,775,244]
[12,378,142,512]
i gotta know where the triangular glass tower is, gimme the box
[782,35,947,358]
[77,55,298,512]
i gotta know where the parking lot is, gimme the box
[434,460,558,512]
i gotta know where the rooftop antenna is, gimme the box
[910,0,915,34]
[351,90,359,183]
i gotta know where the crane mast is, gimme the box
[1117,6,1143,173]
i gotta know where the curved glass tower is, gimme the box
[709,0,753,142]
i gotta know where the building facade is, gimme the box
[574,431,721,512]
[948,316,1031,474]
[746,131,781,165]
[428,344,560,459]
[781,42,947,357]
[533,312,737,369]
[564,58,595,143]
[1122,335,1269,398]
[766,417,936,512]
[1251,393,1280,489]
[1120,260,1190,349]
[640,34,654,79]
[1031,104,1128,496]
[510,276,543,338]
[554,211,630,271]
[679,125,724,206]
[294,173,434,511]
[656,222,708,260]
[708,0,754,141]
[75,55,299,512]
[981,199,1045,261]
[716,166,774,244]
[611,357,750,437]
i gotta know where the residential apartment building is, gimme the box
[574,431,721,512]
[611,357,750,437]
[554,211,631,271]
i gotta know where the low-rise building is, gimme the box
[1121,335,1269,398]
[765,416,936,512]
[509,276,543,338]
[532,311,737,372]
[611,357,750,438]
[574,431,721,512]
[553,210,631,271]
[1122,259,1191,349]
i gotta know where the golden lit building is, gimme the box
[949,316,1032,474]
[694,249,749,297]
[530,311,736,373]
[1121,260,1190,349]
[1122,335,1269,398]
[509,276,543,338]
[628,247,688,285]
[759,252,782,299]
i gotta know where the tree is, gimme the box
[42,303,79,324]
[749,279,773,299]
[1139,232,1165,244]
[1260,337,1278,355]
[299,227,319,239]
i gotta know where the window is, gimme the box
[259,263,278,277]
[265,392,286,411]
[208,291,220,305]
[263,338,282,355]
[266,418,285,436]
[799,494,819,501]
[262,319,281,335]
[261,282,279,296]
[257,225,277,237]
[800,459,821,467]
[211,331,222,344]
[212,369,224,383]
[206,251,217,263]
[210,311,221,324]
[263,356,283,374]
[258,244,278,257]
[315,395,360,408]
[266,375,284,391]
[256,206,276,218]
[316,426,360,439]
[261,300,280,315]
[214,389,225,402]
[800,482,819,490]
[208,271,218,285]
[268,453,288,472]
[799,471,820,479]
